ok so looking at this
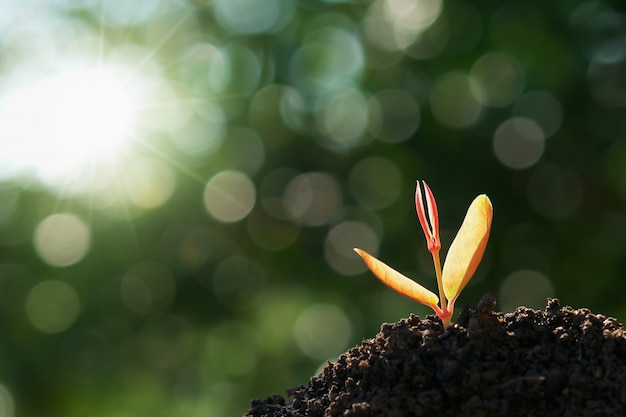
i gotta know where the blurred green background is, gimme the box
[0,0,625,415]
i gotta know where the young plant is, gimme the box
[354,181,493,327]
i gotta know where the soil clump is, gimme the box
[245,294,626,416]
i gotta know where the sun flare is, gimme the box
[0,64,144,193]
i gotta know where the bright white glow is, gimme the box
[0,65,143,193]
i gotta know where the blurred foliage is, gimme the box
[0,0,626,416]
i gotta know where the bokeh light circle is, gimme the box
[430,72,483,128]
[470,52,524,108]
[324,221,379,276]
[259,167,301,220]
[493,117,545,169]
[293,304,352,360]
[288,27,364,92]
[283,172,342,226]
[499,270,554,313]
[33,213,90,267]
[203,170,256,223]
[125,158,176,209]
[512,91,563,138]
[246,213,300,251]
[364,0,443,52]
[174,105,226,157]
[368,89,420,143]
[25,280,80,333]
[348,157,402,209]
[315,87,369,149]
[214,0,285,35]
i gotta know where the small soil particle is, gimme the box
[244,294,626,417]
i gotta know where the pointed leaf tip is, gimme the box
[441,194,493,305]
[354,248,439,308]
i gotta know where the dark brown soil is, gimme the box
[244,295,626,417]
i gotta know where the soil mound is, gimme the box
[245,294,626,416]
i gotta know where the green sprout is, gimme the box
[354,181,493,327]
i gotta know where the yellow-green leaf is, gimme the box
[354,248,439,308]
[441,195,493,305]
